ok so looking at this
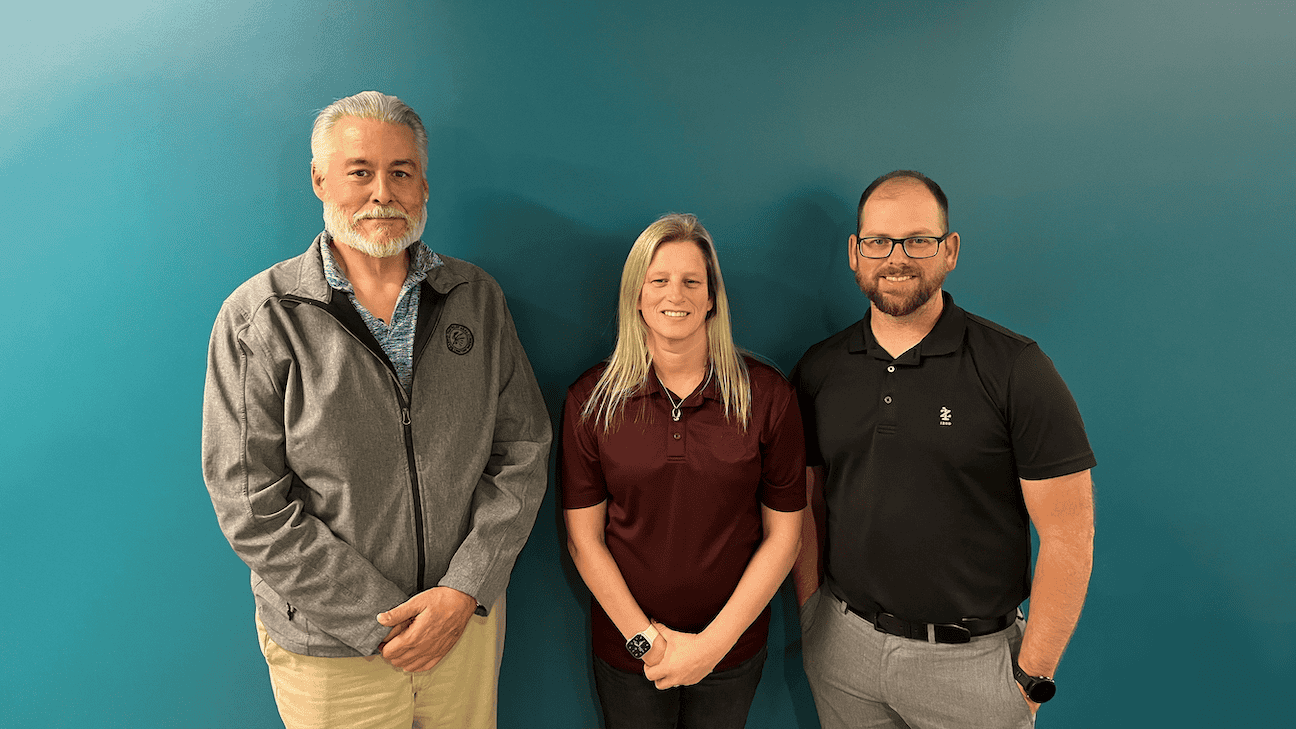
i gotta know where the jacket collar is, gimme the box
[291,232,469,302]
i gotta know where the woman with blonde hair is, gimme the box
[561,213,805,729]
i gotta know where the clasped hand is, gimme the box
[641,622,724,690]
[376,586,476,672]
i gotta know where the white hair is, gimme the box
[310,90,428,173]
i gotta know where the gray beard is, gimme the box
[323,201,427,259]
[857,267,946,317]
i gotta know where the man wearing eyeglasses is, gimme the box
[790,170,1095,728]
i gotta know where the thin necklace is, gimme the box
[657,365,713,422]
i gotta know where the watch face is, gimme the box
[627,634,651,659]
[1027,678,1057,703]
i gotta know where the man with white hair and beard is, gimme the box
[791,171,1095,728]
[202,91,550,729]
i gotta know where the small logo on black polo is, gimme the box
[939,407,952,426]
[446,324,474,355]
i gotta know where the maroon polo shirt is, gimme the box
[560,357,806,673]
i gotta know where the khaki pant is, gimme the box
[256,598,505,729]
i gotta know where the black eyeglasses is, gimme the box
[855,232,951,259]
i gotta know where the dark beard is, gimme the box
[856,267,946,317]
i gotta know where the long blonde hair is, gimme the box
[581,213,751,431]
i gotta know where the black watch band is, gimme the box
[1013,662,1057,703]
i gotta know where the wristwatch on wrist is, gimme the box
[626,624,660,660]
[1013,661,1057,703]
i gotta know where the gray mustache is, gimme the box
[354,207,412,222]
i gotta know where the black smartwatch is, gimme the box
[1012,661,1057,703]
[626,624,659,660]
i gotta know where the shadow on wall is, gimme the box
[755,188,853,729]
[1074,496,1294,726]
[453,193,632,726]
[459,192,628,415]
[728,187,858,372]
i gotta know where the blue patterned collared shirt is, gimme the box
[320,238,444,393]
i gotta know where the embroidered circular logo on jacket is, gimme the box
[446,324,474,355]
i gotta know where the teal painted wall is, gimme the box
[1,1,1292,726]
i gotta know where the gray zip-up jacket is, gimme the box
[202,235,551,657]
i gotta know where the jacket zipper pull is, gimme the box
[401,408,411,426]
[286,603,297,621]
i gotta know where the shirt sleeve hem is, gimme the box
[1018,454,1097,481]
[760,495,808,512]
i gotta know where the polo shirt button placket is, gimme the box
[667,425,686,459]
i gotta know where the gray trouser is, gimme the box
[801,587,1035,729]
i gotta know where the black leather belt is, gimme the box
[845,602,1015,644]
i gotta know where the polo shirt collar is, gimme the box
[631,362,722,407]
[319,234,443,294]
[919,292,966,356]
[848,291,967,362]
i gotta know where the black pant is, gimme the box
[592,646,767,729]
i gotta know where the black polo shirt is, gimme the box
[791,293,1095,623]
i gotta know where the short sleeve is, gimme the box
[758,373,808,512]
[559,383,610,509]
[789,355,825,468]
[1008,344,1097,480]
